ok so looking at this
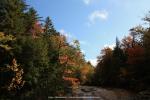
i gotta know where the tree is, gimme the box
[94,47,113,85]
[0,0,93,99]
[7,59,25,92]
[130,26,145,47]
[0,0,27,35]
[0,59,24,99]
[0,32,18,99]
[143,20,150,62]
[143,11,150,25]
[142,13,150,88]
[44,17,56,35]
[0,32,15,50]
[0,32,15,67]
[94,38,127,86]
[12,36,50,98]
[24,8,41,35]
[79,62,94,84]
[111,38,127,86]
[121,36,133,49]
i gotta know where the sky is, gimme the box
[26,0,150,66]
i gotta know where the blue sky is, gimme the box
[26,0,150,66]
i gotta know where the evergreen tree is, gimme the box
[112,38,127,86]
[113,37,126,66]
[0,0,27,35]
[24,7,40,34]
[44,17,54,34]
[43,17,58,36]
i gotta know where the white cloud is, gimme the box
[104,44,115,50]
[59,29,78,43]
[88,59,97,67]
[81,49,85,54]
[83,0,99,5]
[59,29,88,46]
[59,29,65,34]
[83,0,93,5]
[59,29,73,39]
[88,10,108,24]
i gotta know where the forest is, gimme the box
[0,0,150,100]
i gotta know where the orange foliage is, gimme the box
[67,59,76,66]
[80,66,89,74]
[50,35,66,48]
[102,47,112,55]
[63,77,80,86]
[59,55,76,66]
[122,36,133,48]
[64,70,73,74]
[8,59,25,91]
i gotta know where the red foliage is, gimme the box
[31,21,43,38]
[126,45,145,65]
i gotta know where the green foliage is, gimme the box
[24,7,40,34]
[0,0,27,35]
[2,0,150,99]
[94,48,113,85]
[13,36,49,94]
[44,17,56,35]
[0,0,87,99]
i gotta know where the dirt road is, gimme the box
[70,86,139,100]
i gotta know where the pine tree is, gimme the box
[24,7,40,34]
[44,17,54,33]
[0,0,27,35]
[112,38,127,85]
[44,17,58,36]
